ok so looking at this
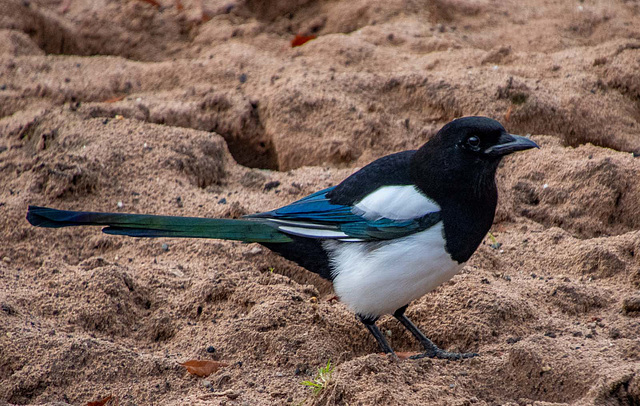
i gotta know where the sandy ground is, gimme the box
[1,0,640,404]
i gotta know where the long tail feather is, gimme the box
[26,206,292,243]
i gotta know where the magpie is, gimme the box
[26,116,538,360]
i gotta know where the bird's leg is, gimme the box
[393,305,478,360]
[357,314,394,354]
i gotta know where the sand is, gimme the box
[1,0,639,404]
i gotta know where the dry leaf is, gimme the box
[504,105,513,122]
[395,351,422,360]
[291,34,317,47]
[87,395,113,406]
[180,360,228,377]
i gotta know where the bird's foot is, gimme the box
[410,349,478,360]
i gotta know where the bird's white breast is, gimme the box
[324,222,464,317]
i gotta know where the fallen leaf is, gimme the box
[180,360,228,377]
[395,351,422,360]
[504,105,513,122]
[87,395,112,406]
[291,34,317,47]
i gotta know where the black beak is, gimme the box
[485,133,539,157]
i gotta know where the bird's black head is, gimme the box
[432,116,538,161]
[411,116,539,201]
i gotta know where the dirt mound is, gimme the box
[1,0,639,405]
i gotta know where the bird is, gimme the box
[27,116,538,360]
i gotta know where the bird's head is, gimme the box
[411,116,539,200]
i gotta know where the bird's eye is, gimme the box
[466,136,481,149]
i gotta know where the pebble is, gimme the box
[294,364,308,375]
[264,181,281,191]
[161,243,169,252]
[244,246,262,256]
[506,337,521,344]
[609,328,621,339]
[622,295,640,313]
[206,346,216,353]
[2,257,10,264]
[202,380,212,388]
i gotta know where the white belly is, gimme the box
[324,222,464,317]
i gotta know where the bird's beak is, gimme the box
[484,133,539,157]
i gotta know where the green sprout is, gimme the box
[300,360,334,396]
[488,232,502,250]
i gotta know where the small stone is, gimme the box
[622,295,640,313]
[2,256,11,264]
[218,198,227,204]
[161,243,169,252]
[117,201,123,208]
[264,181,281,191]
[544,332,556,338]
[206,346,216,353]
[202,380,212,388]
[506,337,521,344]
[1,303,15,315]
[309,297,318,304]
[244,246,262,256]
[609,328,621,339]
[295,364,308,375]
[541,365,552,372]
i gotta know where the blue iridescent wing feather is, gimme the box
[246,187,441,241]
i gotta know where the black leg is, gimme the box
[357,314,394,354]
[393,305,477,360]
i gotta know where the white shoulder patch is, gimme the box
[353,185,440,221]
